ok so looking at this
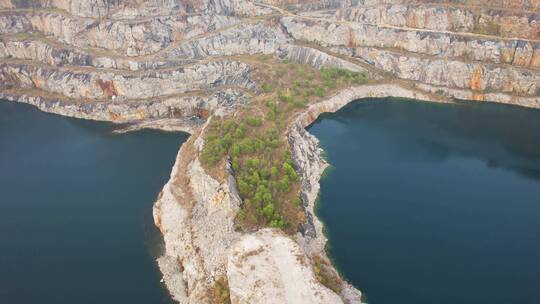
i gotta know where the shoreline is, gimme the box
[2,81,536,303]
[288,84,436,302]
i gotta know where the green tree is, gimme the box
[262,203,275,219]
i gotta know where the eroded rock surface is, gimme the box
[227,229,344,304]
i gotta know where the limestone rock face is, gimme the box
[0,60,256,99]
[338,46,540,96]
[338,2,540,40]
[227,229,344,304]
[0,11,241,56]
[158,22,291,59]
[281,16,540,68]
[280,15,540,97]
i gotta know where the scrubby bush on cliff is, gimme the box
[313,256,343,294]
[213,277,231,304]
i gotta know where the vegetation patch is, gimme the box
[313,255,343,294]
[212,276,231,304]
[473,20,501,36]
[201,55,368,233]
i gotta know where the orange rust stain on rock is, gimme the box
[137,109,145,120]
[406,12,417,28]
[154,212,165,234]
[348,28,357,48]
[303,109,318,126]
[196,108,210,119]
[530,50,540,68]
[470,66,483,91]
[500,48,515,65]
[30,76,42,89]
[174,30,183,42]
[423,12,430,29]
[472,92,485,101]
[96,78,119,97]
[109,111,121,121]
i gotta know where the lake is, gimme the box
[308,98,540,304]
[0,101,187,303]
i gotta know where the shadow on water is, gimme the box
[308,98,540,304]
[0,100,186,304]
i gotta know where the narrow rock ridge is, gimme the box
[151,83,439,304]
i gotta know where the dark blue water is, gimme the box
[309,99,540,304]
[0,101,187,303]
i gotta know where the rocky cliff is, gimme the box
[1,1,538,303]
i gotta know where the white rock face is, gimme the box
[227,229,344,304]
[0,60,256,100]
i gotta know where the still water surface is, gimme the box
[0,101,187,303]
[309,98,540,304]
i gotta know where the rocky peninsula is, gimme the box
[1,0,538,303]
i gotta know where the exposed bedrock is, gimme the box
[280,16,540,98]
[281,16,540,68]
[0,38,195,70]
[0,60,256,99]
[277,44,376,77]
[334,46,540,96]
[0,0,272,18]
[157,22,292,59]
[0,88,249,127]
[339,0,540,12]
[336,2,540,40]
[255,0,344,11]
[0,11,242,56]
[227,229,345,304]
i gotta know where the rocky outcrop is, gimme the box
[158,22,291,59]
[336,0,540,12]
[277,44,373,76]
[281,16,540,68]
[337,3,540,40]
[256,0,343,11]
[0,36,201,70]
[280,12,540,101]
[0,0,272,18]
[335,46,540,96]
[227,229,344,304]
[0,60,256,99]
[0,11,241,56]
[0,88,250,128]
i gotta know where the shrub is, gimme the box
[213,277,231,304]
[279,175,290,192]
[245,116,262,127]
[269,218,285,228]
[313,258,343,294]
[262,203,275,219]
[314,85,326,97]
[261,83,273,93]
